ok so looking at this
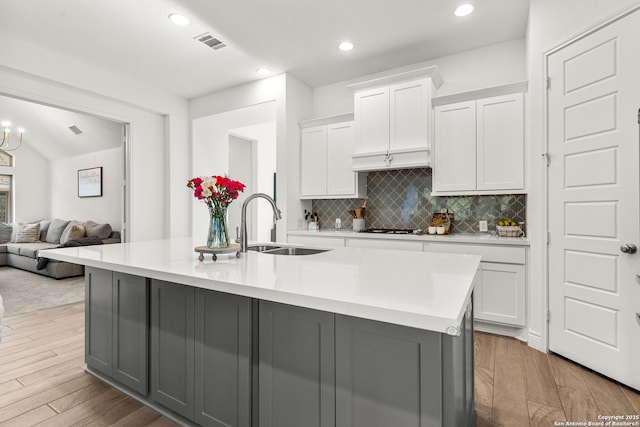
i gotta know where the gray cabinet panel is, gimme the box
[335,315,443,427]
[151,280,195,420]
[194,289,251,427]
[85,267,113,376]
[112,272,148,395]
[259,301,335,427]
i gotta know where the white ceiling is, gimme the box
[0,0,529,160]
[0,0,530,100]
[0,96,123,161]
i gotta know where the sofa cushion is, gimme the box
[6,244,21,255]
[0,223,12,244]
[60,222,85,244]
[0,245,6,254]
[83,221,113,240]
[13,223,41,243]
[39,220,51,241]
[45,219,70,244]
[13,242,60,259]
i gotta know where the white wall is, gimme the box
[229,122,277,242]
[191,101,276,242]
[0,32,190,241]
[312,38,526,118]
[525,0,640,351]
[50,147,123,229]
[0,144,50,223]
[190,74,313,242]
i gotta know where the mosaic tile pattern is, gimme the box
[312,169,526,233]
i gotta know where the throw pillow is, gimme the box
[60,222,85,245]
[13,223,41,243]
[0,222,13,243]
[45,219,71,244]
[0,223,13,244]
[39,219,51,241]
[83,221,112,239]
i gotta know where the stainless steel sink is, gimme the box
[247,245,330,256]
[247,245,282,252]
[263,247,329,256]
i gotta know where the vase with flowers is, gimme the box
[187,175,245,249]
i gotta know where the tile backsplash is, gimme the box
[311,168,526,233]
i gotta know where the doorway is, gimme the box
[546,8,640,390]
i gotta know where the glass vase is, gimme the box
[207,205,229,249]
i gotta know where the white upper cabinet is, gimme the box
[350,67,443,172]
[476,94,525,191]
[432,83,526,195]
[300,117,366,199]
[300,126,328,197]
[433,101,477,192]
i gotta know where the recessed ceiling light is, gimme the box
[257,67,271,76]
[339,41,354,51]
[168,13,190,26]
[454,3,474,17]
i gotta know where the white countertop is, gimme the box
[288,229,530,246]
[40,238,481,335]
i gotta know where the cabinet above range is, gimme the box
[348,66,443,172]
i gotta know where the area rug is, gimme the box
[0,266,85,317]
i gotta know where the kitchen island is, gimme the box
[41,238,481,427]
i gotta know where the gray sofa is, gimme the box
[0,219,120,279]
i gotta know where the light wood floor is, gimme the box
[0,302,639,426]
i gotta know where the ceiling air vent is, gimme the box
[194,32,227,51]
[68,125,83,135]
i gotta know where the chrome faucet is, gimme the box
[240,193,282,252]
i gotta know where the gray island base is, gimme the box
[40,239,480,427]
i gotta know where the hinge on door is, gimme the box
[637,108,640,124]
[546,310,551,322]
[546,231,550,244]
[546,77,551,90]
[542,153,550,166]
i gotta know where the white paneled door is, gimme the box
[548,10,640,390]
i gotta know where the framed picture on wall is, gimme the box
[78,167,103,198]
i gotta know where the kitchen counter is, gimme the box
[41,238,480,426]
[40,237,480,334]
[288,228,530,246]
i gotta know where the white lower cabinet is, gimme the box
[345,238,422,251]
[287,235,346,248]
[425,242,527,329]
[474,262,526,326]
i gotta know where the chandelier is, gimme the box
[0,121,24,152]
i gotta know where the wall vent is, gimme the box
[68,125,83,135]
[194,32,227,51]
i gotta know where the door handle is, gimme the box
[620,243,637,254]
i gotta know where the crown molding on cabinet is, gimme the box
[346,66,444,91]
[432,81,528,107]
[299,112,355,129]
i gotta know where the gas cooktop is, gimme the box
[361,228,417,234]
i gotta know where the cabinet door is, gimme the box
[326,121,356,195]
[354,87,390,155]
[85,267,113,376]
[150,280,195,419]
[477,93,524,190]
[335,315,444,427]
[112,272,148,395]
[433,101,477,192]
[474,262,526,326]
[194,289,251,427]
[390,79,430,152]
[259,301,335,427]
[300,126,327,197]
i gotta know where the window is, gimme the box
[0,151,13,167]
[0,174,11,223]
